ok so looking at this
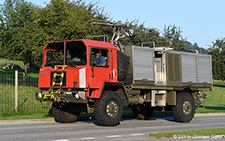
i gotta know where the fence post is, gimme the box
[15,70,18,113]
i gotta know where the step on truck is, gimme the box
[36,21,212,126]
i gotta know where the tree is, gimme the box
[35,0,105,41]
[163,24,186,50]
[0,0,108,73]
[131,23,170,47]
[0,0,37,73]
[183,41,208,54]
[208,38,225,80]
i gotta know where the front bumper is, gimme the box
[36,89,87,103]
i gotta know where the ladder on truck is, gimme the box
[42,65,68,100]
[52,65,68,90]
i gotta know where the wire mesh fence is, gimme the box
[0,72,52,114]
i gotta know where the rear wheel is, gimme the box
[94,91,123,126]
[172,92,195,122]
[52,103,80,123]
[132,104,154,120]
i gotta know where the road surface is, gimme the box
[0,113,225,141]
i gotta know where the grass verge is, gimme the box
[149,128,225,139]
[0,112,53,120]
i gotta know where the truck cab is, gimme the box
[37,39,121,112]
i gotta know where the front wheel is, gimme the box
[52,103,80,123]
[172,92,195,123]
[94,91,123,126]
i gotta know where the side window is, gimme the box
[90,48,109,67]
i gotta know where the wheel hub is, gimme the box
[106,100,118,118]
[182,100,192,116]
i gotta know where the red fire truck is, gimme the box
[36,21,212,126]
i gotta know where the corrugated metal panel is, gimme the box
[197,55,212,83]
[133,47,154,81]
[167,50,212,84]
[181,55,197,83]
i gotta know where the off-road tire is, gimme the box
[132,104,154,120]
[94,91,123,126]
[172,92,195,123]
[117,50,128,81]
[52,103,79,123]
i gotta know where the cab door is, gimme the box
[89,48,111,88]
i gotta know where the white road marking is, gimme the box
[130,133,144,136]
[52,139,69,141]
[107,135,122,138]
[81,137,96,140]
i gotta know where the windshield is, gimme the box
[66,41,87,66]
[44,41,87,67]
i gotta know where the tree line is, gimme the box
[0,0,223,80]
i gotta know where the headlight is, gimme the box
[66,92,72,95]
[75,94,79,99]
[38,92,42,98]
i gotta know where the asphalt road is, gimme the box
[0,113,225,141]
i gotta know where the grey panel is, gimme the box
[181,55,197,83]
[167,50,212,84]
[197,56,212,83]
[133,47,154,81]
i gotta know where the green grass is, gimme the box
[213,80,225,86]
[0,112,53,120]
[195,82,225,113]
[149,128,225,139]
[0,68,39,78]
[0,58,39,77]
[0,83,52,116]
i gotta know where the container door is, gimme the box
[154,53,166,85]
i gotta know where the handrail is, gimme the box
[141,41,155,48]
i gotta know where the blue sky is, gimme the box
[2,0,225,49]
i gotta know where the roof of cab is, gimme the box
[76,39,116,49]
[44,39,116,50]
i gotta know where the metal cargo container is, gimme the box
[124,45,212,88]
